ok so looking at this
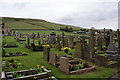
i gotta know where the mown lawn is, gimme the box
[2,36,117,79]
[14,30,81,36]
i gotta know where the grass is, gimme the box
[2,36,117,79]
[3,17,83,30]
[26,21,82,30]
[14,30,80,36]
[5,21,46,29]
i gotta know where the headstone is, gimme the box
[49,53,57,66]
[97,36,102,51]
[38,40,41,45]
[83,41,90,60]
[95,55,107,67]
[59,57,69,74]
[74,39,84,59]
[61,32,65,47]
[106,30,117,54]
[69,36,74,49]
[50,32,56,44]
[37,32,40,38]
[64,36,69,47]
[117,29,120,55]
[43,46,50,61]
[55,42,61,51]
[105,31,110,47]
[88,29,95,59]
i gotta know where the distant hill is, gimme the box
[2,17,83,30]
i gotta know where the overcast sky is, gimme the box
[0,0,119,30]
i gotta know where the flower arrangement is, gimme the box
[42,44,50,47]
[61,47,71,53]
[70,62,90,71]
[6,59,22,69]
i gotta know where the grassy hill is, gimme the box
[2,17,82,30]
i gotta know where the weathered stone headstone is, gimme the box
[74,39,84,59]
[69,36,74,49]
[95,55,107,67]
[88,29,95,60]
[97,36,102,51]
[64,36,69,47]
[106,30,117,54]
[43,46,50,61]
[105,31,110,47]
[83,40,89,60]
[38,40,41,45]
[117,29,120,55]
[50,32,56,44]
[59,57,69,74]
[61,32,65,47]
[55,42,61,51]
[49,53,57,66]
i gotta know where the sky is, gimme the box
[0,0,119,30]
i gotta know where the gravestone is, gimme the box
[69,36,74,49]
[50,32,56,44]
[74,39,84,59]
[27,37,30,46]
[38,40,41,45]
[97,36,102,51]
[106,30,117,54]
[61,32,65,47]
[95,55,107,67]
[117,29,120,55]
[43,46,50,61]
[88,29,95,59]
[55,42,61,51]
[83,41,89,60]
[49,53,57,66]
[64,36,69,47]
[56,35,61,43]
[105,31,110,47]
[59,57,69,74]
[37,32,40,38]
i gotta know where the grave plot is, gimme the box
[59,57,96,74]
[3,66,53,80]
[44,47,96,74]
[95,54,120,68]
[3,44,18,48]
[94,29,120,68]
[16,38,26,42]
[5,59,22,70]
[2,51,27,57]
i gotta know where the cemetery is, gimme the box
[1,17,120,79]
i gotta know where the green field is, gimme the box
[2,36,117,79]
[3,17,83,30]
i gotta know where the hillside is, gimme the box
[2,17,82,30]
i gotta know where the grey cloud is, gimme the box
[57,2,118,30]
